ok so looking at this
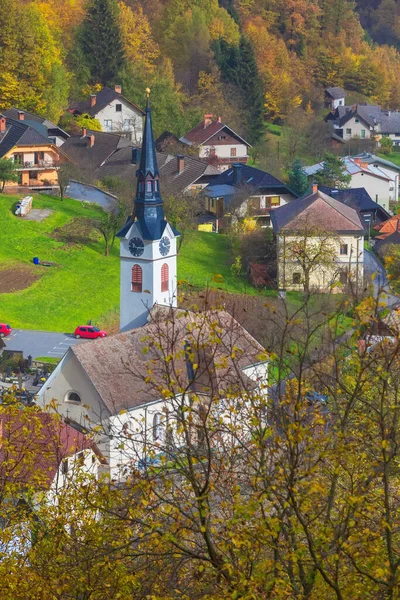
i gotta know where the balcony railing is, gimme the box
[28,180,57,187]
[16,160,58,169]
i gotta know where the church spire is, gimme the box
[133,88,166,240]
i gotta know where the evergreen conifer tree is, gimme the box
[288,158,309,197]
[79,0,125,86]
[314,153,352,189]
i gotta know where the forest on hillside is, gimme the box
[2,0,400,144]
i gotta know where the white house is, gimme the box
[69,86,145,144]
[327,102,400,147]
[271,187,365,292]
[305,157,394,212]
[324,87,347,110]
[180,114,251,172]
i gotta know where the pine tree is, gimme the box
[79,0,125,86]
[314,153,352,189]
[288,158,309,197]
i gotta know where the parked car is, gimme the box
[0,324,12,337]
[74,326,107,339]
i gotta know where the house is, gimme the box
[180,114,251,172]
[155,131,187,153]
[327,102,400,146]
[353,152,400,201]
[374,214,400,239]
[36,92,268,479]
[325,87,347,110]
[69,85,145,143]
[0,113,69,190]
[0,411,105,495]
[304,157,394,212]
[61,129,220,195]
[319,185,390,231]
[374,230,400,256]
[202,163,298,228]
[271,187,365,292]
[2,108,69,147]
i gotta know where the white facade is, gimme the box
[278,234,364,291]
[119,221,179,332]
[339,117,373,140]
[332,97,345,110]
[369,163,399,203]
[199,143,248,172]
[95,98,143,144]
[350,171,392,210]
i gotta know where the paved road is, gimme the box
[364,249,399,307]
[3,329,85,359]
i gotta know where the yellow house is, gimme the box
[0,112,68,190]
[271,188,365,292]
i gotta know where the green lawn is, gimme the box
[0,194,120,332]
[377,151,400,167]
[178,231,275,297]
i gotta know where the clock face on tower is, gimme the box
[129,237,144,257]
[159,236,170,256]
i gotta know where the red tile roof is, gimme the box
[182,120,250,147]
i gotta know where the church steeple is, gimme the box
[133,87,167,240]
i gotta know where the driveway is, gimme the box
[364,249,399,307]
[66,181,118,212]
[3,329,85,359]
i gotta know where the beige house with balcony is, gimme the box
[0,112,68,190]
[271,188,365,292]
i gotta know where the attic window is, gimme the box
[65,391,81,403]
[116,103,122,112]
[218,135,226,140]
[355,119,359,123]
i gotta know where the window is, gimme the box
[161,263,169,292]
[346,128,351,135]
[361,129,366,139]
[123,118,133,131]
[338,100,343,105]
[339,271,348,285]
[146,181,152,192]
[62,459,68,475]
[66,391,81,403]
[211,198,215,209]
[270,196,280,206]
[49,137,56,145]
[77,452,85,467]
[209,148,216,156]
[131,265,142,292]
[340,244,348,256]
[139,181,145,193]
[13,153,23,165]
[230,147,237,157]
[218,135,226,140]
[34,152,44,165]
[115,103,122,112]
[153,413,164,441]
[293,272,301,284]
[355,119,359,123]
[103,119,112,132]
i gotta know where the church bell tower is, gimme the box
[117,89,180,332]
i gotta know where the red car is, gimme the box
[74,326,107,339]
[0,323,12,337]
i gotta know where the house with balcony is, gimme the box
[202,163,297,229]
[69,85,145,144]
[0,113,68,190]
[180,114,251,172]
[2,107,69,147]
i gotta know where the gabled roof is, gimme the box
[2,108,69,139]
[334,104,381,128]
[61,129,133,170]
[304,157,391,181]
[374,214,400,238]
[271,189,365,234]
[375,230,400,252]
[155,131,185,152]
[70,308,266,415]
[0,115,53,158]
[203,164,297,197]
[70,87,145,118]
[0,412,104,489]
[325,86,347,100]
[353,152,400,172]
[181,120,250,148]
[319,185,391,218]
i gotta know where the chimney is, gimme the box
[204,113,213,128]
[0,116,6,134]
[233,163,243,184]
[86,134,95,148]
[177,154,184,174]
[90,94,97,108]
[114,85,122,94]
[17,111,24,121]
[81,127,87,137]
[131,148,141,164]
[312,183,318,194]
[217,116,222,123]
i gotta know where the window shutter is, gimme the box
[161,263,169,292]
[131,265,142,292]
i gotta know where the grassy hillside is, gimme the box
[0,195,275,332]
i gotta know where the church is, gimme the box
[36,91,269,478]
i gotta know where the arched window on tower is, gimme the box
[131,264,142,292]
[161,263,169,292]
[146,181,152,192]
